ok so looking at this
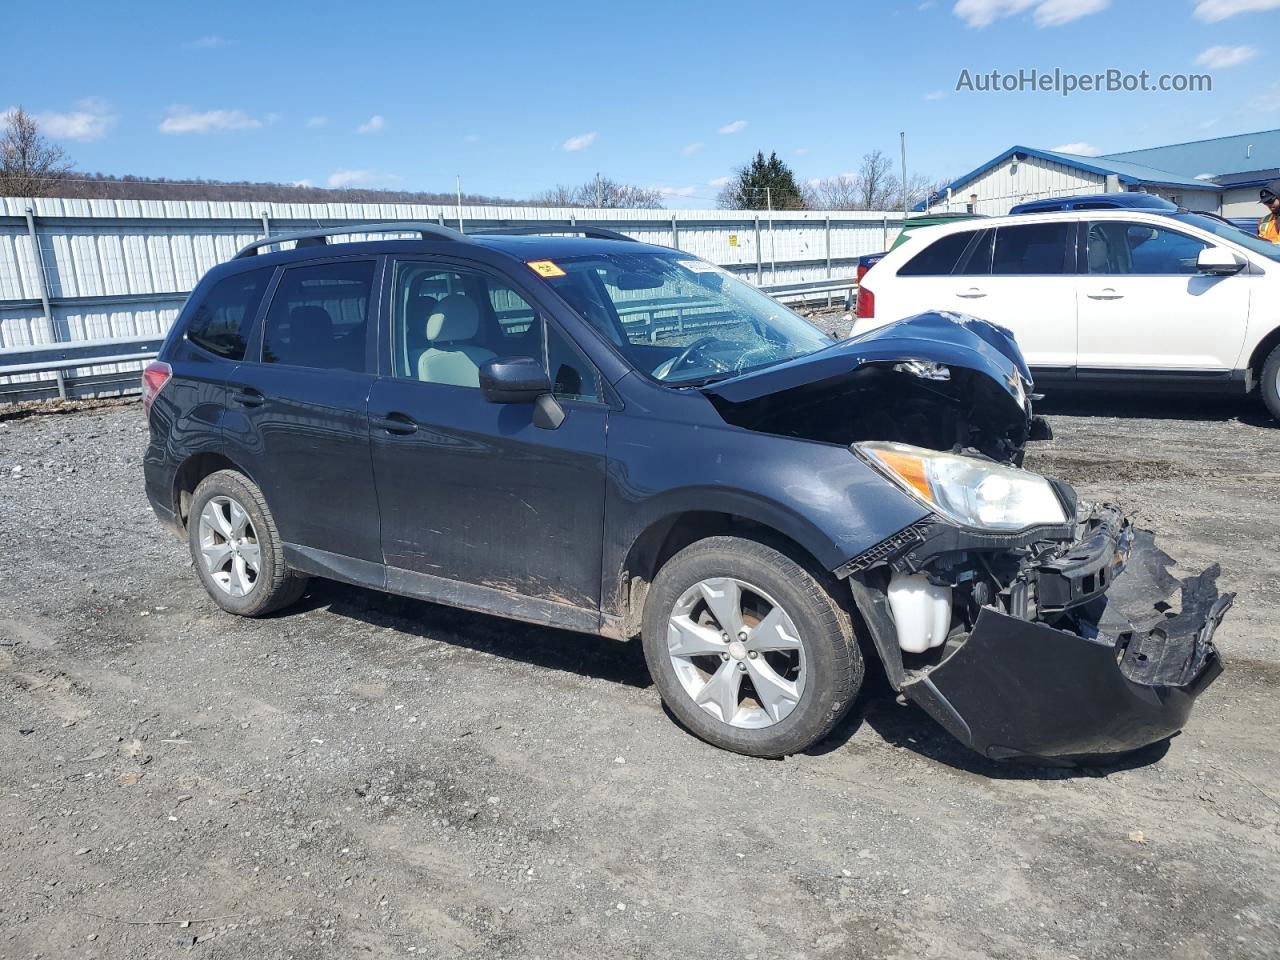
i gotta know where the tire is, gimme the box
[187,469,308,617]
[640,536,863,758]
[1261,343,1280,423]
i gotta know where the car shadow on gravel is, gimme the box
[1036,390,1270,425]
[809,683,1169,780]
[299,579,654,689]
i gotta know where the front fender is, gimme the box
[601,411,930,619]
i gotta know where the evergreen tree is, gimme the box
[717,151,808,210]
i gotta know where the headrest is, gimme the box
[1087,232,1109,270]
[426,294,479,343]
[290,305,333,339]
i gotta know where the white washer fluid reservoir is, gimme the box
[887,572,953,654]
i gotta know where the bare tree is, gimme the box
[0,107,71,197]
[854,149,898,210]
[532,175,663,209]
[808,174,862,210]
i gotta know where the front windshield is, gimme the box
[1173,212,1280,262]
[539,252,833,384]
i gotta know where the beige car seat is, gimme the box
[417,294,496,388]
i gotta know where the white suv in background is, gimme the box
[851,209,1280,421]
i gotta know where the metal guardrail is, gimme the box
[0,276,857,402]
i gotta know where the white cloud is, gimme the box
[306,116,328,128]
[326,169,400,188]
[1194,44,1257,68]
[1193,0,1280,21]
[717,119,747,134]
[708,176,732,188]
[1051,141,1103,155]
[1251,83,1280,112]
[291,179,313,188]
[793,147,811,155]
[356,114,385,134]
[952,0,1108,28]
[34,98,116,141]
[159,106,264,134]
[183,34,230,49]
[681,141,705,155]
[923,90,947,101]
[561,131,597,151]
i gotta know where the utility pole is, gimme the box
[456,174,464,233]
[595,172,603,208]
[900,131,909,221]
[766,186,775,285]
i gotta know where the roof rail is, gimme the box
[474,225,638,242]
[234,221,467,259]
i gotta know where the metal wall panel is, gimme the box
[1,197,903,386]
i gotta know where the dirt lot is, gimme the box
[1,391,1278,960]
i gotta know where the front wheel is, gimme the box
[187,470,308,617]
[1261,343,1280,423]
[641,536,863,758]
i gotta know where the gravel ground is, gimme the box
[1,388,1278,960]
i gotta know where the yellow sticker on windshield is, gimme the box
[527,259,566,278]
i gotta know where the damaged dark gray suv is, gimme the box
[142,222,1231,762]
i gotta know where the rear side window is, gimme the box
[992,222,1073,275]
[261,260,375,372]
[897,231,978,276]
[185,267,273,360]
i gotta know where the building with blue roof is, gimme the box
[917,129,1280,220]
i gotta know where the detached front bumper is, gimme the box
[867,510,1231,762]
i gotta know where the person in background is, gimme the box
[1259,180,1280,243]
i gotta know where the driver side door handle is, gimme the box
[955,287,987,299]
[371,412,418,435]
[1087,288,1124,300]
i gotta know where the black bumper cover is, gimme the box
[900,528,1231,762]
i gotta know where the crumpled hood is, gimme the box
[703,311,1032,407]
[701,311,1039,463]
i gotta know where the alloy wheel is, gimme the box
[197,495,261,597]
[666,577,806,729]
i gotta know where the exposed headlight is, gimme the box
[856,441,1068,531]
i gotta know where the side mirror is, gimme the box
[479,356,551,404]
[1197,246,1244,276]
[478,356,565,430]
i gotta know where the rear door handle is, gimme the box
[956,288,987,299]
[1087,289,1124,300]
[230,387,265,407]
[371,412,418,435]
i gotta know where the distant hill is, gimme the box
[46,172,529,207]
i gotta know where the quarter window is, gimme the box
[897,231,978,276]
[261,260,374,372]
[185,267,273,360]
[991,222,1073,275]
[546,322,602,402]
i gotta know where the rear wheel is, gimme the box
[1261,343,1280,423]
[187,470,307,617]
[641,536,863,758]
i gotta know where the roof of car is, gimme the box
[1009,193,1177,213]
[467,233,673,259]
[228,222,675,266]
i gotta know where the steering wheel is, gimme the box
[653,335,724,380]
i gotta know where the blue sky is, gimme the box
[6,0,1280,207]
